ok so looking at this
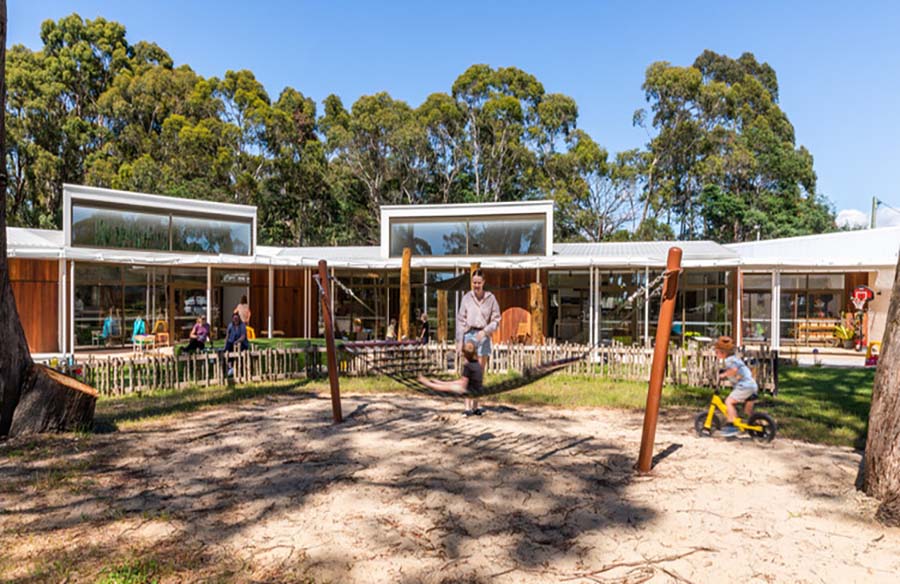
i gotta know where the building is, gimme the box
[6,184,899,356]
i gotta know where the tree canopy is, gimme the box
[5,15,835,246]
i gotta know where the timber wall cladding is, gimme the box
[9,259,59,353]
[249,268,316,337]
[483,269,548,344]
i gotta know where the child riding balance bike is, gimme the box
[695,336,776,441]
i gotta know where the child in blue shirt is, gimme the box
[714,336,758,437]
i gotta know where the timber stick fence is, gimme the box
[69,342,778,397]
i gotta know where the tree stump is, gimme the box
[7,364,98,437]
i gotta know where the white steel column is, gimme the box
[59,259,67,355]
[588,266,595,347]
[305,267,310,338]
[771,271,781,350]
[597,268,602,345]
[68,261,75,356]
[267,266,274,338]
[454,266,460,334]
[644,266,650,347]
[206,265,212,325]
[735,268,743,346]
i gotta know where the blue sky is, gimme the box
[8,1,900,226]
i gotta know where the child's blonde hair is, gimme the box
[714,335,736,356]
[462,341,478,362]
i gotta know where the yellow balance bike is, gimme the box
[694,387,777,442]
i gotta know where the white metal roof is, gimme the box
[6,227,65,257]
[7,226,897,271]
[555,241,739,268]
[63,184,257,217]
[726,227,900,269]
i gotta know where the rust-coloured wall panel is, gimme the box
[481,268,546,344]
[9,259,59,353]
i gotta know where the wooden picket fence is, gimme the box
[80,347,325,396]
[71,342,778,397]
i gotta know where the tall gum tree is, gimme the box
[0,0,36,436]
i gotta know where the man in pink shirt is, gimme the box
[456,269,501,415]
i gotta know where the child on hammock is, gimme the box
[417,341,484,416]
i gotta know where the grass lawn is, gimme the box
[93,366,875,448]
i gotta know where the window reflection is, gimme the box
[172,216,251,254]
[389,215,546,257]
[390,221,467,256]
[71,203,252,255]
[469,217,545,255]
[72,205,169,250]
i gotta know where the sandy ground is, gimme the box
[1,392,899,583]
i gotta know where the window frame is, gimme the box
[70,201,255,256]
[388,213,548,258]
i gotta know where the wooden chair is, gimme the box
[515,319,532,344]
[497,306,531,344]
[152,319,170,347]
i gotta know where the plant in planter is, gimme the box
[834,324,856,349]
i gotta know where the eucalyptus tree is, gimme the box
[636,50,833,241]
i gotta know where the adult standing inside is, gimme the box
[418,311,430,343]
[456,269,501,415]
[233,294,251,324]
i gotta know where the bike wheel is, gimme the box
[747,412,777,442]
[694,411,721,437]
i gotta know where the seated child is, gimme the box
[714,335,758,436]
[417,341,484,416]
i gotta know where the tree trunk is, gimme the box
[0,2,91,437]
[864,251,900,525]
[8,364,97,437]
[0,0,36,437]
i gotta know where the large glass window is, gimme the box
[72,205,169,251]
[780,273,844,345]
[389,215,546,257]
[549,272,590,343]
[390,221,467,256]
[171,216,252,254]
[599,271,641,344]
[74,264,126,348]
[469,217,545,255]
[71,203,252,255]
[743,290,772,342]
[73,263,212,349]
[678,270,732,340]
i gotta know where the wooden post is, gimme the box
[400,247,411,340]
[318,260,343,424]
[530,282,544,345]
[637,247,682,473]
[437,290,448,343]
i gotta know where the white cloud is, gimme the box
[836,207,900,228]
[876,207,900,227]
[836,208,868,228]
